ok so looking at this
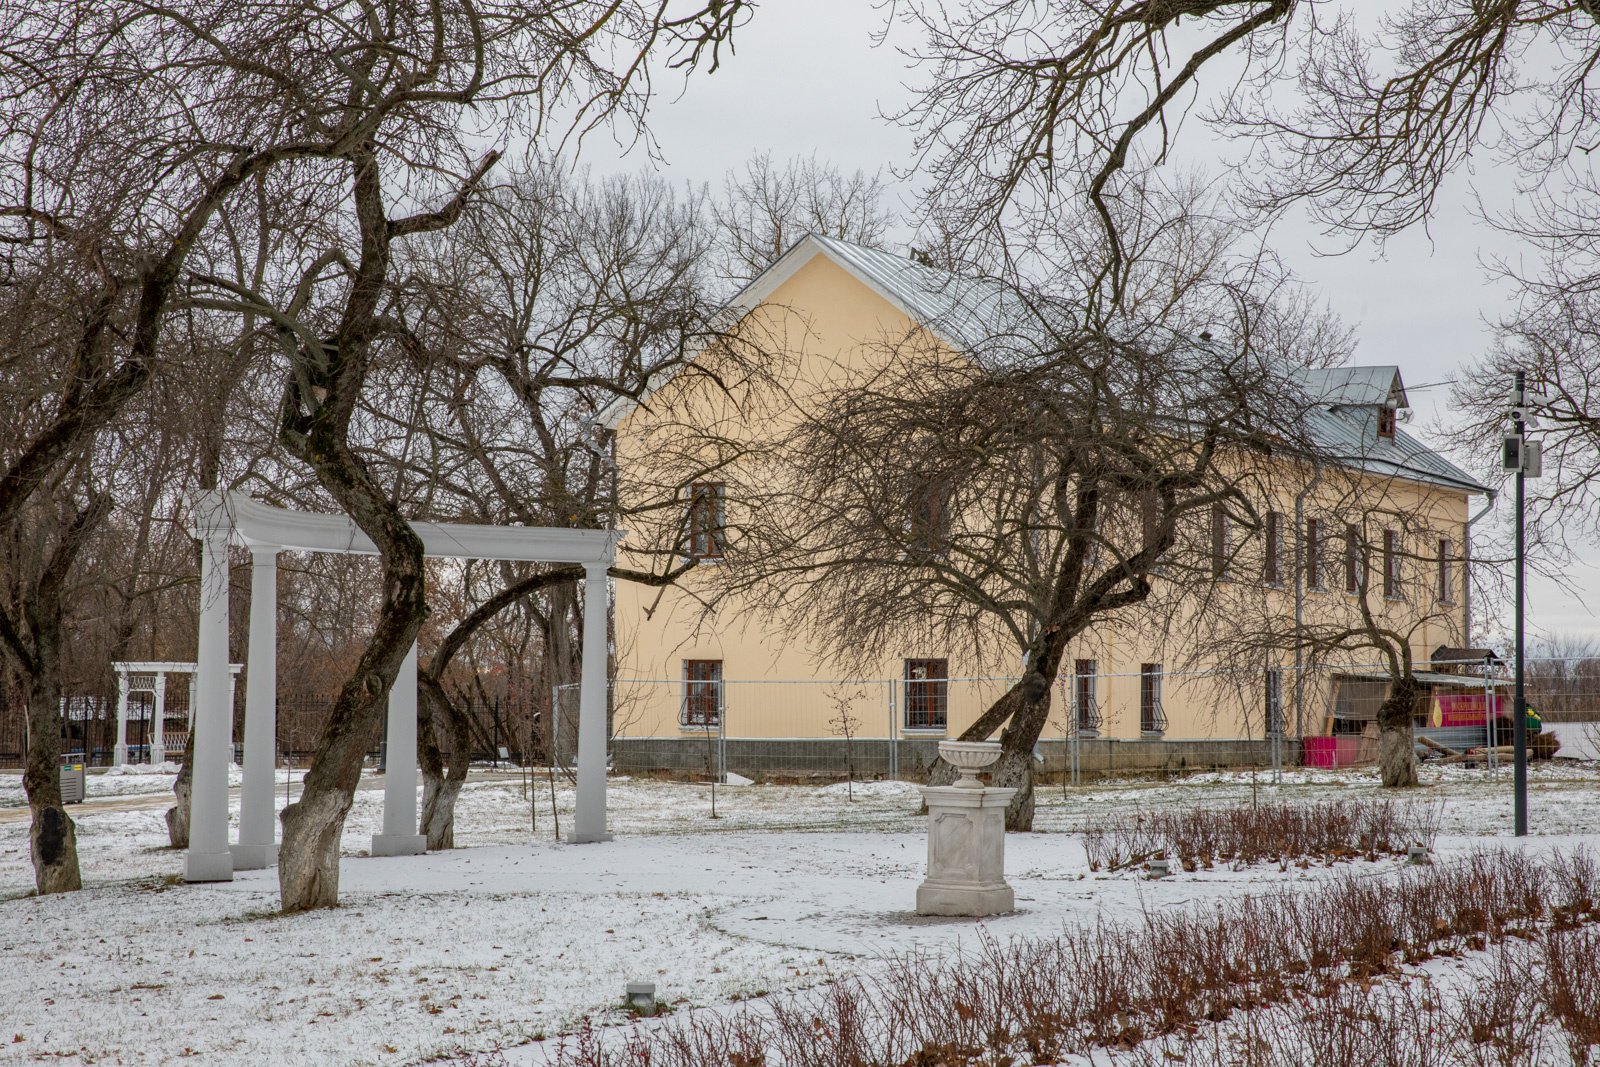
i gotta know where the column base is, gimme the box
[371,833,427,857]
[916,882,1015,917]
[184,849,235,883]
[566,829,614,844]
[150,745,166,766]
[229,842,277,870]
[112,745,128,766]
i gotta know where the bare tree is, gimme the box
[718,259,1308,828]
[712,152,899,286]
[1447,280,1600,573]
[886,0,1294,302]
[0,487,111,892]
[384,161,769,846]
[154,1,750,912]
[0,0,750,901]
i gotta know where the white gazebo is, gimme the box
[112,661,242,766]
[185,490,618,882]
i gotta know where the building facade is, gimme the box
[599,235,1491,777]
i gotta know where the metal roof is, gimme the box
[1302,406,1488,494]
[604,234,1491,495]
[811,237,1487,494]
[1338,669,1508,688]
[806,235,1044,353]
[1294,366,1408,407]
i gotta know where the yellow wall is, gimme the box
[611,248,1475,744]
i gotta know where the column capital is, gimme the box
[248,543,281,564]
[188,489,232,540]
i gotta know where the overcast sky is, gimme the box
[585,1,1599,647]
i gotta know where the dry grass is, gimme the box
[537,848,1600,1067]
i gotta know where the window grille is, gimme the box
[903,658,949,730]
[681,660,722,727]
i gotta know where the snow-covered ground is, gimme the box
[0,761,1595,1065]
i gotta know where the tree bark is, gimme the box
[418,678,471,850]
[165,728,196,847]
[274,142,436,912]
[1378,674,1420,788]
[25,663,80,895]
[10,493,110,894]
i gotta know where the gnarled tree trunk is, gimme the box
[9,493,110,894]
[278,593,423,910]
[165,728,196,847]
[1378,674,1421,788]
[25,665,81,895]
[419,678,472,851]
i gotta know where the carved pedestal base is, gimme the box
[916,785,1017,917]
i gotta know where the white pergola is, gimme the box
[112,661,242,765]
[185,490,618,883]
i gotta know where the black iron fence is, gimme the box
[0,695,542,770]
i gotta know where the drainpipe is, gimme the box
[1293,458,1323,741]
[1462,490,1497,645]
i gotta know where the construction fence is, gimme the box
[5,659,1596,777]
[552,659,1600,783]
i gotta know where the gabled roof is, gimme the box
[597,233,1030,427]
[601,234,1490,496]
[1294,365,1409,408]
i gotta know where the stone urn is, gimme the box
[916,740,1016,917]
[938,740,1002,787]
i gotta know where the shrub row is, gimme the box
[1079,799,1442,871]
[1127,923,1600,1067]
[538,848,1599,1067]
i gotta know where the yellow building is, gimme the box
[598,235,1491,778]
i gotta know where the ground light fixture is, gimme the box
[625,981,658,1015]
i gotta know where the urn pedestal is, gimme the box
[916,741,1017,917]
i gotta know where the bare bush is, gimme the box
[1545,924,1600,1066]
[1080,799,1442,872]
[539,848,1600,1067]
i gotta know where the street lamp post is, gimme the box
[1512,371,1527,838]
[1503,371,1544,838]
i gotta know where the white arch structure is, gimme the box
[185,490,618,883]
[112,661,241,766]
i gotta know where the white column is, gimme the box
[233,546,279,870]
[571,562,612,843]
[185,490,234,882]
[113,670,129,766]
[150,673,167,766]
[372,641,425,856]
